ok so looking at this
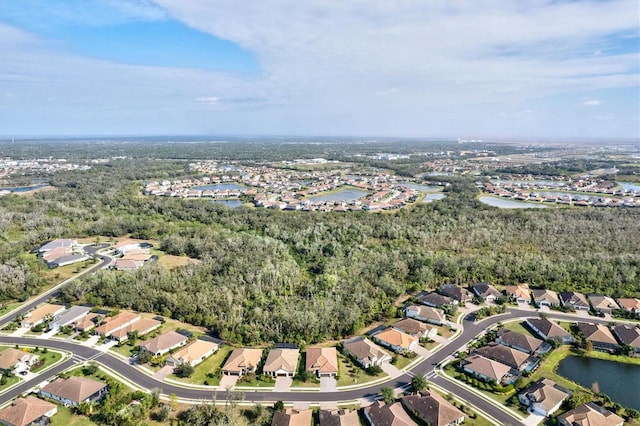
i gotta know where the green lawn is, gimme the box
[32,350,63,373]
[0,375,20,393]
[580,349,640,366]
[336,352,387,387]
[50,406,97,426]
[421,340,439,350]
[168,345,234,385]
[110,342,137,359]
[234,375,276,388]
[391,354,415,370]
[0,302,22,317]
[500,320,533,336]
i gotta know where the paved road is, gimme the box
[1,308,620,424]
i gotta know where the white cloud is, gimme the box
[582,99,602,106]
[194,96,220,104]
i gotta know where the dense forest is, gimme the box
[1,140,639,344]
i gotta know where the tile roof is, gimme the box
[109,318,161,341]
[615,298,640,312]
[577,323,618,345]
[140,331,188,354]
[24,304,65,325]
[40,376,107,404]
[392,318,436,336]
[167,339,219,365]
[463,354,511,382]
[222,348,263,373]
[364,401,417,426]
[505,283,531,301]
[305,347,338,375]
[318,409,359,426]
[531,289,559,305]
[0,396,57,426]
[341,337,390,365]
[526,318,572,340]
[373,328,418,350]
[558,402,624,426]
[271,408,313,426]
[520,379,570,413]
[263,348,299,374]
[404,305,446,322]
[94,312,141,336]
[0,348,37,370]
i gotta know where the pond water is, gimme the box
[557,355,640,410]
[478,196,549,209]
[0,184,49,193]
[619,182,640,192]
[538,191,593,200]
[401,183,441,192]
[193,183,244,191]
[423,193,447,203]
[307,188,369,203]
[211,199,243,208]
[492,180,565,187]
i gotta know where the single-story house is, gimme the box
[318,409,359,426]
[305,347,338,378]
[475,343,531,370]
[518,378,571,417]
[73,313,99,333]
[94,312,141,337]
[401,391,465,426]
[263,348,300,378]
[392,318,437,339]
[404,305,447,325]
[558,291,590,311]
[38,239,76,253]
[462,354,512,383]
[114,259,145,271]
[472,282,502,302]
[271,408,313,426]
[109,318,162,343]
[21,304,66,328]
[531,289,560,307]
[40,376,108,407]
[372,328,419,354]
[616,298,640,314]
[165,339,219,367]
[416,291,457,308]
[611,324,640,354]
[221,348,263,376]
[37,239,90,268]
[139,331,188,357]
[525,318,574,344]
[363,401,416,426]
[48,306,91,332]
[112,239,145,255]
[558,402,624,426]
[504,283,531,304]
[496,329,546,354]
[0,348,39,374]
[0,396,57,426]
[439,284,473,304]
[577,323,619,352]
[587,294,620,314]
[341,337,391,368]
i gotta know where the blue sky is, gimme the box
[0,0,638,139]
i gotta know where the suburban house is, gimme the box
[363,401,416,426]
[611,324,640,354]
[94,312,141,337]
[531,289,560,307]
[558,291,590,311]
[112,239,145,255]
[38,239,76,253]
[475,343,531,370]
[37,239,90,268]
[401,391,465,426]
[504,283,531,304]
[471,282,502,302]
[587,294,620,314]
[404,305,447,325]
[462,354,512,383]
[39,376,108,407]
[341,337,391,368]
[263,348,300,378]
[305,347,338,378]
[577,323,619,352]
[558,402,624,426]
[518,378,571,417]
[165,339,220,367]
[72,313,100,333]
[0,349,39,374]
[0,396,57,426]
[21,303,66,328]
[139,331,188,357]
[109,318,162,343]
[271,408,313,426]
[525,318,574,344]
[616,297,640,314]
[439,284,473,304]
[371,328,419,354]
[221,348,263,376]
[47,306,91,332]
[318,409,360,426]
[392,318,437,339]
[496,330,547,354]
[416,292,456,308]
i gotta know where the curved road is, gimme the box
[0,308,621,425]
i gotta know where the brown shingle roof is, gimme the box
[140,331,188,354]
[463,355,511,382]
[404,305,446,323]
[577,323,618,345]
[0,396,57,426]
[497,329,543,353]
[612,324,640,349]
[40,376,106,404]
[520,379,570,413]
[364,401,417,426]
[0,348,37,370]
[342,337,391,365]
[318,409,359,426]
[167,339,219,365]
[263,348,299,374]
[305,347,338,375]
[476,343,530,369]
[558,402,624,426]
[222,348,263,374]
[401,391,465,426]
[526,318,572,341]
[392,318,436,336]
[271,408,313,426]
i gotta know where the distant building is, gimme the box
[392,318,437,339]
[139,331,188,357]
[616,298,640,314]
[558,402,623,426]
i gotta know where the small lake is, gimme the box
[619,182,640,192]
[557,355,640,410]
[0,184,49,193]
[538,191,593,200]
[211,199,243,208]
[307,188,368,203]
[423,193,447,203]
[193,183,243,191]
[401,183,442,192]
[492,180,565,187]
[478,196,549,209]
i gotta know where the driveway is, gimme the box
[218,375,238,390]
[153,365,174,381]
[274,377,293,391]
[319,377,337,392]
[380,361,403,377]
[413,345,431,358]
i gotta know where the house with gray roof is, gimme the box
[496,329,547,354]
[531,289,559,307]
[475,343,532,370]
[577,323,618,352]
[404,305,447,325]
[472,282,502,302]
[558,291,589,311]
[416,292,456,308]
[525,318,574,344]
[48,306,92,332]
[587,294,620,314]
[612,324,640,354]
[518,378,571,417]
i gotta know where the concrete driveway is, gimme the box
[218,375,238,390]
[319,377,337,392]
[274,377,293,391]
[153,365,174,381]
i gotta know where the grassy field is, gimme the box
[32,350,63,372]
[500,320,534,336]
[168,345,234,385]
[0,375,20,393]
[50,406,97,426]
[580,349,640,366]
[0,302,22,317]
[391,354,414,370]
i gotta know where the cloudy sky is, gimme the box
[0,0,638,139]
